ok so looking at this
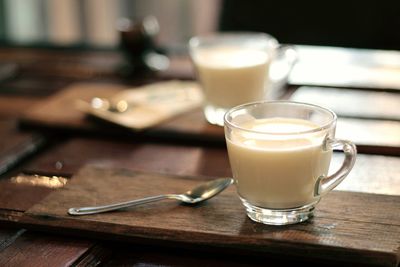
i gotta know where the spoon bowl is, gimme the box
[68,177,234,216]
[182,177,234,204]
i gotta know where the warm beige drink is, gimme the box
[225,101,356,225]
[192,46,270,108]
[226,117,332,209]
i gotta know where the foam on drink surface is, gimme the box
[193,47,269,68]
[234,118,324,150]
[247,117,318,133]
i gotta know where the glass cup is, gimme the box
[189,32,296,126]
[224,101,357,225]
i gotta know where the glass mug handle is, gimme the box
[314,138,357,197]
[268,45,298,98]
[270,45,298,81]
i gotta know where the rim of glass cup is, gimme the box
[188,31,278,50]
[224,100,337,136]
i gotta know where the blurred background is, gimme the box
[0,0,220,51]
[1,0,399,51]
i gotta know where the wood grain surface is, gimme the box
[20,83,125,131]
[0,96,41,119]
[1,46,400,267]
[0,228,25,252]
[291,86,400,121]
[22,137,231,178]
[0,173,68,212]
[20,82,224,143]
[0,120,45,177]
[21,165,400,267]
[20,83,400,155]
[0,232,95,267]
[22,138,400,196]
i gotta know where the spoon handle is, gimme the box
[68,194,178,215]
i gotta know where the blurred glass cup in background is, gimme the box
[189,32,296,126]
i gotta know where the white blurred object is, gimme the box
[4,0,44,43]
[289,45,400,90]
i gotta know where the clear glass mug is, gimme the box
[224,101,357,225]
[189,32,296,126]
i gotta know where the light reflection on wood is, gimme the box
[289,45,400,90]
[337,118,400,147]
[10,174,68,188]
[333,153,400,196]
[291,86,400,121]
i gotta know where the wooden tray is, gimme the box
[20,165,400,267]
[0,119,45,176]
[291,86,400,121]
[20,82,223,142]
[20,83,400,155]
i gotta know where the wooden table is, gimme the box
[0,46,399,267]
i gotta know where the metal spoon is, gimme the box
[68,177,234,216]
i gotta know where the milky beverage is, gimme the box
[193,46,270,108]
[226,117,332,209]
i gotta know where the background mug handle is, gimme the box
[314,138,357,197]
[268,45,298,99]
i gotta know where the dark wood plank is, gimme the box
[0,47,193,83]
[22,137,230,178]
[20,166,400,267]
[72,244,112,267]
[0,228,25,252]
[0,231,95,267]
[104,244,332,267]
[22,138,400,197]
[0,77,72,97]
[0,120,45,176]
[0,47,122,80]
[0,96,41,119]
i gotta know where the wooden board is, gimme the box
[21,138,400,197]
[291,86,400,121]
[20,165,400,267]
[289,45,400,90]
[19,82,223,142]
[0,232,95,267]
[20,83,400,155]
[0,174,68,211]
[0,119,45,176]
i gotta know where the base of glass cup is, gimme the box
[241,198,316,225]
[204,104,228,126]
